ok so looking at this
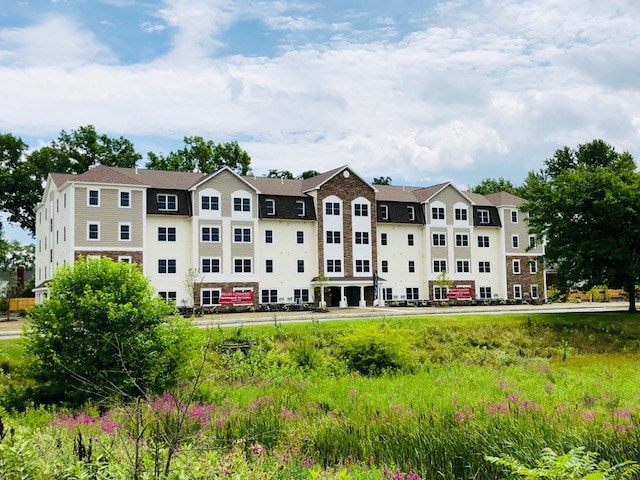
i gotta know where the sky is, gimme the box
[1,0,640,244]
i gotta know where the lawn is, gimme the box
[0,311,639,479]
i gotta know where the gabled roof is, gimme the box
[189,167,261,193]
[374,185,422,203]
[464,191,494,206]
[411,182,450,203]
[73,166,148,186]
[485,191,525,207]
[301,165,377,193]
[243,177,306,197]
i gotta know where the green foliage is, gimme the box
[267,169,294,179]
[486,447,640,479]
[146,136,251,175]
[0,126,140,234]
[339,325,414,375]
[373,176,392,185]
[24,257,195,406]
[523,139,640,312]
[468,176,526,197]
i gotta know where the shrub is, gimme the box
[340,325,414,376]
[24,257,196,406]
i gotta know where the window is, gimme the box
[234,228,251,243]
[432,233,446,246]
[327,259,342,273]
[63,227,66,241]
[455,234,469,247]
[234,197,251,212]
[355,259,370,273]
[201,195,219,211]
[456,260,470,273]
[408,234,414,246]
[478,236,490,248]
[88,222,99,240]
[381,233,388,245]
[529,260,538,274]
[383,288,393,301]
[513,260,521,274]
[120,191,130,207]
[478,209,490,224]
[297,260,305,273]
[514,284,522,299]
[64,193,67,208]
[478,261,491,273]
[158,259,176,274]
[88,189,99,206]
[408,206,416,221]
[433,260,447,272]
[326,231,341,244]
[408,261,415,273]
[157,194,177,211]
[201,227,220,242]
[479,287,492,299]
[531,285,539,299]
[266,199,276,215]
[325,202,340,215]
[234,258,252,273]
[432,207,445,220]
[354,203,368,216]
[201,258,220,273]
[529,236,536,248]
[381,205,389,220]
[455,208,468,221]
[118,256,132,263]
[406,288,419,300]
[158,227,177,242]
[355,232,369,244]
[159,291,177,302]
[261,289,278,304]
[381,260,388,273]
[512,235,520,248]
[296,231,304,244]
[433,287,448,300]
[266,259,273,273]
[119,223,131,241]
[511,210,518,223]
[201,289,221,306]
[294,289,310,303]
[296,201,305,217]
[265,230,273,243]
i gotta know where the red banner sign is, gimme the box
[446,287,473,300]
[219,291,254,305]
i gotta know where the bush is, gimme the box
[340,325,414,376]
[24,257,196,406]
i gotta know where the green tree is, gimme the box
[146,136,251,175]
[468,177,526,197]
[267,169,294,179]
[523,139,640,313]
[0,126,141,235]
[299,170,320,179]
[373,176,392,185]
[25,257,195,405]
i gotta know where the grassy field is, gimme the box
[0,311,639,478]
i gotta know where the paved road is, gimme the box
[0,301,630,340]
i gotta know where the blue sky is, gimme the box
[1,0,640,244]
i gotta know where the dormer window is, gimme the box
[478,209,490,224]
[381,205,389,220]
[157,194,177,211]
[408,206,416,221]
[266,199,276,215]
[296,201,305,217]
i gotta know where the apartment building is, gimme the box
[34,164,545,307]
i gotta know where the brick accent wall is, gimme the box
[506,255,542,299]
[75,250,143,264]
[316,170,377,276]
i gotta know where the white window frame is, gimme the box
[233,196,251,213]
[325,201,341,215]
[511,210,518,223]
[479,286,492,300]
[266,199,276,215]
[406,288,419,301]
[157,194,177,211]
[158,226,177,242]
[265,259,273,273]
[355,259,370,273]
[326,259,342,273]
[201,288,221,306]
[478,209,490,224]
[381,205,389,220]
[381,233,388,245]
[529,260,538,274]
[201,257,221,274]
[408,234,414,246]
[118,256,132,263]
[408,260,415,273]
[383,288,393,301]
[119,222,131,241]
[529,235,536,249]
[478,261,491,273]
[478,236,490,248]
[233,257,252,274]
[158,259,177,274]
[433,286,448,300]
[88,189,100,207]
[201,226,220,243]
[512,235,520,249]
[201,194,220,212]
[432,233,446,246]
[513,259,521,274]
[354,203,369,217]
[119,190,131,208]
[233,227,252,243]
[159,291,177,303]
[455,234,469,247]
[261,289,278,304]
[433,260,447,273]
[456,260,470,273]
[514,284,522,299]
[296,200,305,217]
[265,230,273,243]
[531,284,539,299]
[87,222,100,241]
[294,289,310,303]
[431,206,445,221]
[454,207,468,222]
[355,231,369,244]
[408,206,416,221]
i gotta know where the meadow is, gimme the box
[0,311,639,479]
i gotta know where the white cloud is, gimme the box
[0,16,116,67]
